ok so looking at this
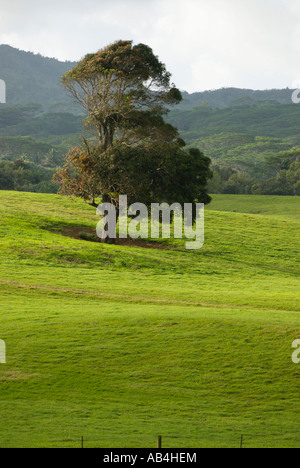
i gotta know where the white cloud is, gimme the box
[0,0,299,92]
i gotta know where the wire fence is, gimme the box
[0,431,297,448]
[3,433,258,449]
[75,434,245,449]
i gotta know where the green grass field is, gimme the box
[207,194,300,218]
[0,191,299,448]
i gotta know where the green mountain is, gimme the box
[167,102,300,141]
[178,88,295,110]
[0,45,299,196]
[0,44,79,112]
[0,45,297,113]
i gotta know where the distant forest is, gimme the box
[0,44,299,196]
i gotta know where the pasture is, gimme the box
[0,191,299,447]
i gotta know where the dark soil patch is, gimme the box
[52,226,172,250]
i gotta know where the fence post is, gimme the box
[81,436,84,449]
[157,436,162,449]
[240,435,243,449]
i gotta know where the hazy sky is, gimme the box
[0,0,300,92]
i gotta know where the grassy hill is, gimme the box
[0,191,299,447]
[207,194,300,217]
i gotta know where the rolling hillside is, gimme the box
[0,191,299,447]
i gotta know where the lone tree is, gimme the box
[54,40,212,241]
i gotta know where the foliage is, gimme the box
[0,159,56,193]
[0,136,59,163]
[54,141,212,207]
[0,135,66,193]
[208,148,300,195]
[56,41,212,217]
[62,40,182,150]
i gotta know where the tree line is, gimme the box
[208,149,300,195]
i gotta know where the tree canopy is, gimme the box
[62,40,182,150]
